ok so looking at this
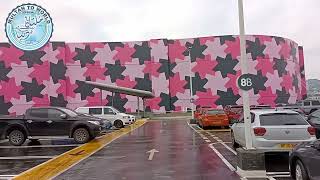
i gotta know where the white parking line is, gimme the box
[221,142,237,155]
[0,156,56,160]
[0,144,80,149]
[208,143,236,171]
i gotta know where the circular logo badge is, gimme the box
[237,73,255,91]
[5,4,53,51]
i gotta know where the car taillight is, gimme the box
[307,126,316,136]
[253,127,266,136]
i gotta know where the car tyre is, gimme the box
[114,120,124,128]
[73,128,90,144]
[8,129,26,146]
[294,160,308,180]
[231,131,239,149]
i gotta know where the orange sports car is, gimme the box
[198,108,229,129]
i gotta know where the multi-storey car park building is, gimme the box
[0,35,306,115]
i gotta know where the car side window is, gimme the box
[104,108,114,115]
[251,113,255,123]
[89,108,102,115]
[304,101,311,106]
[311,110,320,117]
[48,109,64,119]
[312,101,320,105]
[29,109,48,118]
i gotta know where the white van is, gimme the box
[75,106,136,128]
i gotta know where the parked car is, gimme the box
[289,140,320,180]
[198,109,229,129]
[225,105,272,123]
[231,109,316,151]
[307,109,320,138]
[0,107,104,146]
[75,106,136,128]
[285,100,320,115]
[195,106,211,123]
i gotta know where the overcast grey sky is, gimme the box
[1,0,319,79]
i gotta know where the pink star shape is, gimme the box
[257,87,276,107]
[143,61,161,78]
[0,45,24,67]
[169,40,186,62]
[194,89,219,108]
[192,55,217,78]
[255,57,274,76]
[83,61,106,81]
[225,37,240,59]
[115,76,137,88]
[0,78,22,101]
[29,61,50,83]
[113,43,135,65]
[281,74,293,92]
[169,73,187,96]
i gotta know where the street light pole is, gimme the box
[188,46,195,119]
[238,0,253,149]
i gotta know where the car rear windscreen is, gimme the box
[259,113,308,126]
[207,110,225,115]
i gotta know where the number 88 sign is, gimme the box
[237,74,255,91]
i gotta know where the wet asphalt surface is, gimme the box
[0,120,294,180]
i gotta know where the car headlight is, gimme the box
[88,121,100,125]
[123,116,129,119]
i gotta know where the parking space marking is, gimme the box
[0,144,80,149]
[14,119,147,180]
[208,143,236,171]
[0,156,56,160]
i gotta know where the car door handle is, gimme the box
[46,120,53,124]
[27,120,33,123]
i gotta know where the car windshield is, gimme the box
[207,109,225,115]
[110,107,120,113]
[259,113,308,126]
[59,108,78,117]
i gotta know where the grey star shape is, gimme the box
[74,80,95,100]
[134,74,152,91]
[246,38,266,60]
[214,54,239,78]
[20,50,45,68]
[158,59,176,79]
[219,36,236,45]
[132,42,151,64]
[19,78,45,102]
[106,93,128,112]
[73,45,97,67]
[50,60,67,83]
[215,88,241,107]
[0,96,12,115]
[159,93,177,111]
[252,70,268,94]
[273,58,287,77]
[50,94,68,107]
[104,60,126,83]
[184,72,208,95]
[275,87,290,104]
[183,38,207,62]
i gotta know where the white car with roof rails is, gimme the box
[231,109,316,151]
[75,106,136,128]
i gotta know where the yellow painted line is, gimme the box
[14,119,147,180]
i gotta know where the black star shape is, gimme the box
[0,61,11,82]
[51,42,65,51]
[214,54,239,78]
[159,93,177,111]
[215,88,241,107]
[19,50,45,68]
[158,59,176,79]
[107,42,124,51]
[134,74,152,92]
[106,93,128,112]
[183,38,207,62]
[252,70,268,94]
[274,36,285,45]
[163,39,174,46]
[219,35,236,45]
[273,58,287,77]
[292,75,299,90]
[104,60,126,83]
[0,96,12,115]
[50,60,67,84]
[0,43,10,48]
[131,42,152,65]
[73,45,97,68]
[184,72,208,95]
[246,38,266,60]
[50,94,68,107]
[74,80,95,100]
[275,87,290,104]
[19,78,45,102]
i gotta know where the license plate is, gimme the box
[280,144,296,149]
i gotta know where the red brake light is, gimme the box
[253,127,266,136]
[307,126,316,136]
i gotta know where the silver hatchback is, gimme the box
[231,109,317,151]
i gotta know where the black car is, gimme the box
[290,140,320,180]
[307,110,320,138]
[0,107,104,146]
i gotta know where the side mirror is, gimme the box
[60,114,67,119]
[230,119,238,124]
[113,111,117,115]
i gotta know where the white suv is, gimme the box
[231,109,316,152]
[75,106,136,128]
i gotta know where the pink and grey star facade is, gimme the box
[0,35,307,115]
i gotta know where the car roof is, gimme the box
[76,106,113,109]
[250,109,299,115]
